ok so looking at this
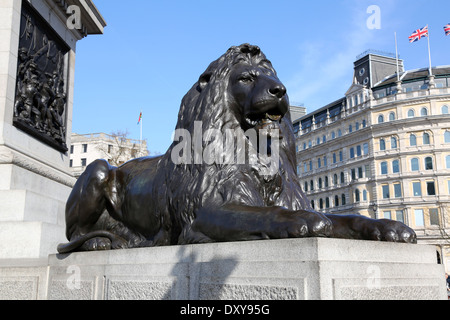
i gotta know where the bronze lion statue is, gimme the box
[57,44,416,253]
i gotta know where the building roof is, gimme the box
[374,66,450,88]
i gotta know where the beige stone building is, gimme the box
[294,51,450,269]
[70,132,149,178]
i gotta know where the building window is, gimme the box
[340,172,345,184]
[411,158,420,171]
[430,208,439,226]
[445,131,450,143]
[304,182,308,192]
[355,122,360,130]
[427,181,436,195]
[414,209,425,227]
[350,148,355,159]
[82,144,88,153]
[354,189,360,202]
[333,153,337,164]
[408,109,415,118]
[420,107,428,116]
[351,168,356,180]
[410,134,417,146]
[318,158,322,168]
[341,194,346,205]
[413,181,422,196]
[69,159,73,167]
[324,176,329,188]
[384,211,392,220]
[363,189,368,201]
[356,145,362,157]
[389,112,396,121]
[423,133,430,145]
[396,210,405,224]
[380,139,386,151]
[70,145,74,154]
[446,155,450,169]
[382,185,390,199]
[378,115,384,124]
[391,137,398,149]
[394,183,402,198]
[358,167,363,179]
[318,178,323,189]
[81,158,87,167]
[339,151,343,162]
[310,180,314,191]
[442,105,449,114]
[392,160,400,173]
[349,125,353,133]
[333,174,338,186]
[425,157,433,170]
[338,129,342,137]
[334,195,339,207]
[325,197,330,208]
[331,131,336,139]
[363,143,369,155]
[311,200,315,209]
[323,156,327,167]
[319,199,324,210]
[381,162,388,175]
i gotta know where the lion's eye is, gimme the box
[239,75,254,83]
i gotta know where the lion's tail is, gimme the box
[57,231,124,254]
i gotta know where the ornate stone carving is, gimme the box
[13,1,70,153]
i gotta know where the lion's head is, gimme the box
[176,44,290,137]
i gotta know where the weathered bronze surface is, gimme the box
[58,44,416,253]
[13,1,69,153]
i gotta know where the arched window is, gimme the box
[311,200,315,209]
[333,174,338,186]
[363,190,368,201]
[445,131,450,143]
[324,176,329,188]
[310,180,314,191]
[341,194,346,206]
[410,134,417,146]
[420,107,428,116]
[408,109,415,118]
[319,199,324,210]
[325,197,330,208]
[423,132,430,145]
[331,131,336,139]
[304,181,308,192]
[392,160,400,173]
[340,172,345,184]
[380,139,386,151]
[442,105,449,114]
[338,129,342,137]
[391,137,398,149]
[425,157,433,170]
[378,115,384,124]
[318,178,323,189]
[389,112,396,121]
[334,195,339,207]
[411,158,419,171]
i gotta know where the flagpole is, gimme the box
[427,26,433,76]
[395,32,400,81]
[139,110,142,156]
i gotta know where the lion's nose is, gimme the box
[269,84,287,99]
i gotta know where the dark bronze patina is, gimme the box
[58,44,416,253]
[13,1,69,153]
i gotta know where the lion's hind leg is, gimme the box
[62,159,127,252]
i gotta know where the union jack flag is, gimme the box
[444,24,450,36]
[409,25,429,43]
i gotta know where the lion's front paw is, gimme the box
[270,210,332,239]
[368,219,417,243]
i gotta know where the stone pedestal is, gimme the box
[0,0,105,259]
[0,238,445,300]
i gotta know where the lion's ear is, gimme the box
[198,72,212,92]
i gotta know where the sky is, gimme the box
[71,0,450,155]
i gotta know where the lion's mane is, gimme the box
[154,44,312,244]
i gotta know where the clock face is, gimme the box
[359,68,365,76]
[363,77,369,85]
